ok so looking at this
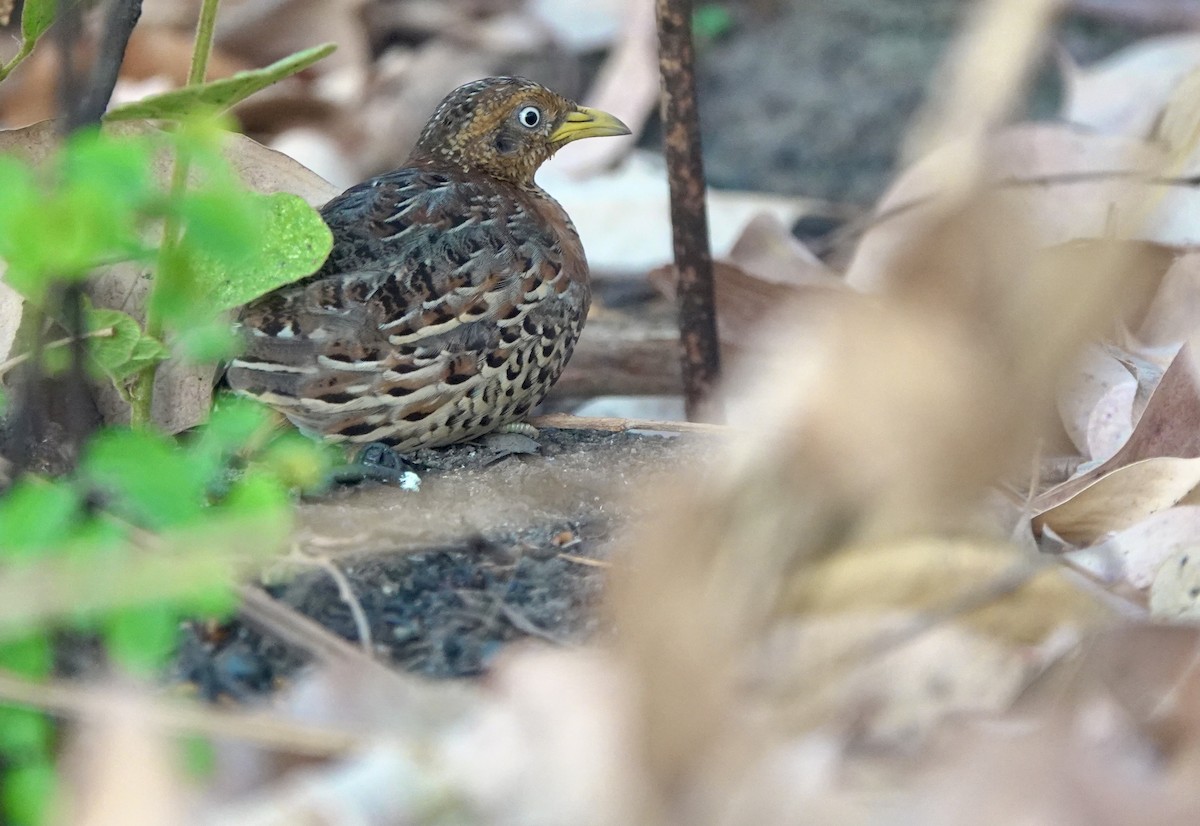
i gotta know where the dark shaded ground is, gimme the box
[176,428,693,698]
[691,0,1152,204]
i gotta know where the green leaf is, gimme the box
[1,757,56,826]
[85,307,168,380]
[180,580,239,618]
[181,736,217,778]
[693,4,734,40]
[190,192,331,311]
[0,482,80,556]
[174,321,239,363]
[258,432,336,492]
[105,44,337,121]
[0,705,53,757]
[0,636,52,680]
[221,469,290,516]
[20,0,55,45]
[104,604,179,675]
[194,395,272,455]
[81,429,209,529]
[62,129,156,212]
[184,395,272,486]
[0,159,48,300]
[176,189,262,265]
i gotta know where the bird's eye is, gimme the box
[518,106,541,128]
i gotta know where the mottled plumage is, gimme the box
[226,78,629,450]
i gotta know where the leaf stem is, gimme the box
[188,0,221,86]
[0,327,116,380]
[129,0,222,427]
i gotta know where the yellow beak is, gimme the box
[549,106,632,145]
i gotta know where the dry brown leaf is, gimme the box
[1035,344,1200,512]
[908,624,1200,826]
[1034,456,1200,544]
[648,260,848,351]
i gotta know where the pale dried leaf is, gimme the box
[1086,505,1200,589]
[547,0,654,176]
[759,615,1033,748]
[269,127,357,191]
[542,151,819,274]
[201,744,453,826]
[1034,456,1200,544]
[1140,251,1200,345]
[1150,544,1200,621]
[1084,380,1138,466]
[1063,33,1200,139]
[0,276,19,366]
[904,0,1059,163]
[727,213,843,288]
[846,125,1200,291]
[1058,345,1137,461]
[648,260,849,353]
[527,0,624,51]
[222,131,339,206]
[729,535,1111,748]
[780,537,1110,646]
[441,649,643,826]
[64,694,185,826]
[1154,65,1200,163]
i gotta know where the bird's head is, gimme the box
[408,77,631,187]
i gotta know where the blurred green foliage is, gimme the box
[0,2,338,823]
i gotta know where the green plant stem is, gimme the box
[129,0,222,427]
[0,41,36,84]
[188,0,221,85]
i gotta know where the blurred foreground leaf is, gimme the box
[191,192,332,312]
[105,44,337,121]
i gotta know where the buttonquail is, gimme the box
[227,78,630,451]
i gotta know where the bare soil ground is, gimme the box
[175,428,698,695]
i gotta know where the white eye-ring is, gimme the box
[518,106,541,128]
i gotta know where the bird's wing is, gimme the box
[226,168,581,424]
